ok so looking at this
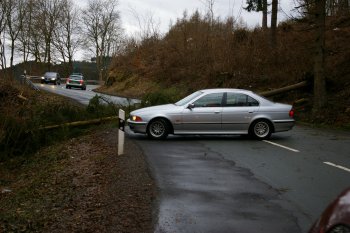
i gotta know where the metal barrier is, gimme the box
[17,75,40,91]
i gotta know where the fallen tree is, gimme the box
[259,81,309,97]
[37,116,118,131]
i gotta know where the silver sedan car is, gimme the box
[127,89,295,139]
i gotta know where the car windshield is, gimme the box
[175,91,203,106]
[70,75,82,80]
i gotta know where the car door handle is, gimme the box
[248,111,254,113]
[214,111,221,114]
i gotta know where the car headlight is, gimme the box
[131,115,142,122]
[41,76,44,79]
[51,78,55,80]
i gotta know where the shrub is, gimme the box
[141,89,181,107]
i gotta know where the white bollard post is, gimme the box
[118,109,125,155]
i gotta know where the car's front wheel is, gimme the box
[250,119,272,139]
[147,119,169,139]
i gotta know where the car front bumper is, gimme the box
[43,78,58,83]
[127,119,147,134]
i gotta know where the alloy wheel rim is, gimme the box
[150,122,165,137]
[254,122,269,138]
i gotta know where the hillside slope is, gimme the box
[99,14,350,127]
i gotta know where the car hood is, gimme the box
[131,104,179,115]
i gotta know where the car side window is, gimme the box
[193,93,223,107]
[225,93,259,107]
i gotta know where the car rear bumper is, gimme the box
[273,119,295,132]
[66,83,86,88]
[127,119,147,134]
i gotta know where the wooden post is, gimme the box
[118,109,125,155]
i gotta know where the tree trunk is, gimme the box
[270,0,278,47]
[10,39,15,68]
[262,0,268,29]
[48,40,52,71]
[259,81,308,97]
[313,0,327,114]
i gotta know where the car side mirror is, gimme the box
[187,103,195,109]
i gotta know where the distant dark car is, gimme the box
[66,74,86,90]
[309,188,350,233]
[41,72,61,85]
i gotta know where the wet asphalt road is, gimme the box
[37,84,350,232]
[34,83,140,105]
[127,126,350,233]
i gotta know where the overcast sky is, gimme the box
[77,0,299,36]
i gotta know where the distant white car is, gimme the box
[127,88,295,139]
[66,74,86,90]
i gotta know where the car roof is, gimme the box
[199,88,273,105]
[200,88,253,94]
[69,74,83,78]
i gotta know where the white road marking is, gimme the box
[263,140,300,153]
[324,162,350,173]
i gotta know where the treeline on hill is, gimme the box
[102,10,350,126]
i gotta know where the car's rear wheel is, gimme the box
[147,119,169,139]
[250,119,272,139]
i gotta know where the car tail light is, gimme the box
[66,78,70,84]
[132,116,142,122]
[80,80,83,84]
[289,109,295,118]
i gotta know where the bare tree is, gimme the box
[36,0,62,70]
[270,0,278,47]
[129,7,160,41]
[16,0,35,64]
[0,0,8,71]
[313,0,327,113]
[6,0,26,69]
[200,0,215,26]
[244,0,269,29]
[82,0,122,81]
[54,0,81,72]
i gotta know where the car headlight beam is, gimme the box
[132,115,142,122]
